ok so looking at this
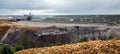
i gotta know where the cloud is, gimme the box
[0,9,57,15]
[0,0,120,15]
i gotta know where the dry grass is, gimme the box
[15,38,120,54]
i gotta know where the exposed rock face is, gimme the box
[1,26,71,46]
[1,26,120,47]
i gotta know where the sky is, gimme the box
[0,0,120,15]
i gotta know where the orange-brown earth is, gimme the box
[15,38,120,54]
[0,21,16,39]
[0,25,10,39]
[0,21,39,40]
[0,20,16,24]
[12,25,40,29]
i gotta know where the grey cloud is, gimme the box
[0,0,120,15]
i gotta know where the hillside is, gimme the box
[15,38,120,54]
[0,21,38,40]
[0,25,10,39]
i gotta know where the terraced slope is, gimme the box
[15,38,120,54]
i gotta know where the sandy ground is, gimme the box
[14,21,106,27]
[1,21,119,29]
[9,21,119,29]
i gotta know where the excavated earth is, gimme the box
[0,25,10,39]
[15,38,120,54]
[0,21,16,39]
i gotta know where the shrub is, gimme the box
[15,45,24,52]
[18,36,36,49]
[28,38,35,48]
[19,36,29,49]
[80,36,89,42]
[0,45,14,54]
[108,35,114,40]
[49,42,63,46]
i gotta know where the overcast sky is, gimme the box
[0,0,120,15]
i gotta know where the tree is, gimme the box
[18,36,36,49]
[108,35,114,40]
[0,45,14,54]
[28,38,35,48]
[15,44,24,52]
[80,36,89,42]
[49,42,63,46]
[19,36,29,49]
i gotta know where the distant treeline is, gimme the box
[53,15,120,19]
[44,15,120,24]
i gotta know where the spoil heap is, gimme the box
[15,38,120,54]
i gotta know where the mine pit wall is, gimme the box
[0,25,10,39]
[1,26,120,47]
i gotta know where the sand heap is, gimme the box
[15,38,120,54]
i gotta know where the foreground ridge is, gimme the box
[15,38,120,54]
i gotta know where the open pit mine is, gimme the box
[0,21,120,47]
